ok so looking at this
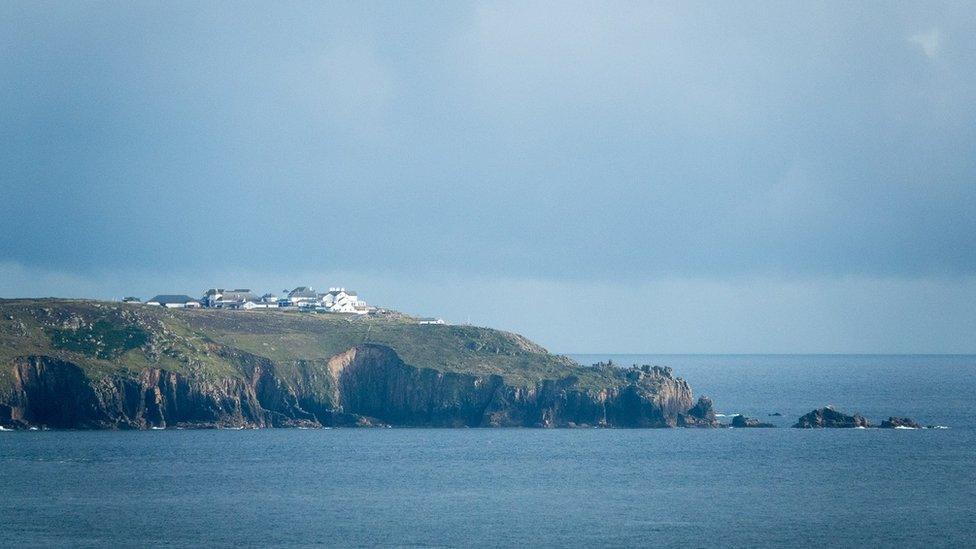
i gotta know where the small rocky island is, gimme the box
[0,299,717,430]
[793,407,925,429]
[730,414,774,428]
[793,407,873,428]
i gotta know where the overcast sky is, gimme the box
[2,2,974,353]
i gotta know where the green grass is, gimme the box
[179,309,610,388]
[49,320,149,360]
[0,299,623,393]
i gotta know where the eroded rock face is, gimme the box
[9,356,106,428]
[730,415,775,428]
[677,396,719,427]
[331,346,713,428]
[3,353,320,429]
[880,417,922,429]
[1,345,716,430]
[793,407,872,428]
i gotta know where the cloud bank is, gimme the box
[1,2,974,352]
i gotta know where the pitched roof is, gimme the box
[289,287,318,298]
[327,289,357,296]
[148,295,198,304]
[218,291,258,302]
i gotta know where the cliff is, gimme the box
[0,299,716,429]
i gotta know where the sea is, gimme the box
[1,354,974,548]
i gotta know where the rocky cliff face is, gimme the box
[1,345,716,430]
[5,352,318,429]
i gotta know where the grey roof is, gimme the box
[148,295,198,304]
[218,291,258,302]
[327,289,357,296]
[289,286,318,298]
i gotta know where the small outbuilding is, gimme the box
[146,295,201,308]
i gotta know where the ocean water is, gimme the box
[570,354,976,428]
[1,355,975,548]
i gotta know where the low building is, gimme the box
[288,286,319,305]
[146,295,201,308]
[202,288,260,308]
[417,317,445,325]
[122,297,141,303]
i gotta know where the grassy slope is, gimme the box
[0,299,620,394]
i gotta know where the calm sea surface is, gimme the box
[1,355,974,548]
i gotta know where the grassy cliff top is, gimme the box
[0,299,622,392]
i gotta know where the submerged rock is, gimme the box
[730,414,775,428]
[880,417,922,429]
[793,407,872,428]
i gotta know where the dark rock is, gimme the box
[3,345,719,429]
[768,412,782,416]
[677,396,719,428]
[793,407,872,428]
[880,416,922,429]
[730,414,774,428]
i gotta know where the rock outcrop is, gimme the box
[1,346,717,430]
[730,414,774,428]
[678,395,717,427]
[879,416,922,429]
[792,407,872,428]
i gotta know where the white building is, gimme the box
[416,317,445,325]
[320,288,369,314]
[241,300,276,310]
[203,289,260,308]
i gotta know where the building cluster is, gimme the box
[135,286,374,315]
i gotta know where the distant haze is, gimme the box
[2,2,974,353]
